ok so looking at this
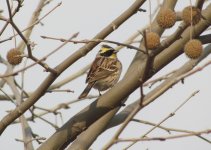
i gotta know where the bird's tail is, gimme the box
[78,82,95,99]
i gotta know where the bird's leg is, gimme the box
[98,90,102,97]
[120,102,126,107]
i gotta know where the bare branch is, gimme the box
[41,36,146,53]
[0,32,79,78]
[118,129,211,142]
[125,90,199,149]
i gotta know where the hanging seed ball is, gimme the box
[184,39,202,59]
[6,48,23,65]
[182,6,201,25]
[146,32,160,49]
[157,9,176,28]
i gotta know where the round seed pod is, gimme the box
[7,48,23,65]
[184,39,202,59]
[146,32,160,49]
[157,9,176,28]
[182,6,201,25]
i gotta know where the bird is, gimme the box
[78,44,122,99]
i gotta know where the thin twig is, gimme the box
[13,95,97,123]
[15,137,46,143]
[176,60,211,81]
[49,63,91,90]
[131,119,211,144]
[47,89,74,93]
[34,114,59,129]
[0,32,79,78]
[102,105,142,150]
[118,129,211,142]
[125,90,199,149]
[143,70,176,87]
[0,88,16,104]
[41,36,146,53]
[6,0,57,74]
[0,2,62,44]
[0,0,23,36]
[148,0,152,31]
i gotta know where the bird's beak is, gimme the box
[113,50,119,54]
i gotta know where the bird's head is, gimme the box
[99,45,118,58]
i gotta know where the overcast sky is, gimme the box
[0,0,211,149]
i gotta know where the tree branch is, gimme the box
[0,0,147,138]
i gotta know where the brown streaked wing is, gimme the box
[86,57,103,83]
[86,56,117,83]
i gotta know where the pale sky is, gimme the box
[0,0,211,149]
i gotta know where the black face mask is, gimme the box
[100,50,114,57]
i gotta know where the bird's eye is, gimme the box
[100,49,114,57]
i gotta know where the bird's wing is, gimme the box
[86,56,117,83]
